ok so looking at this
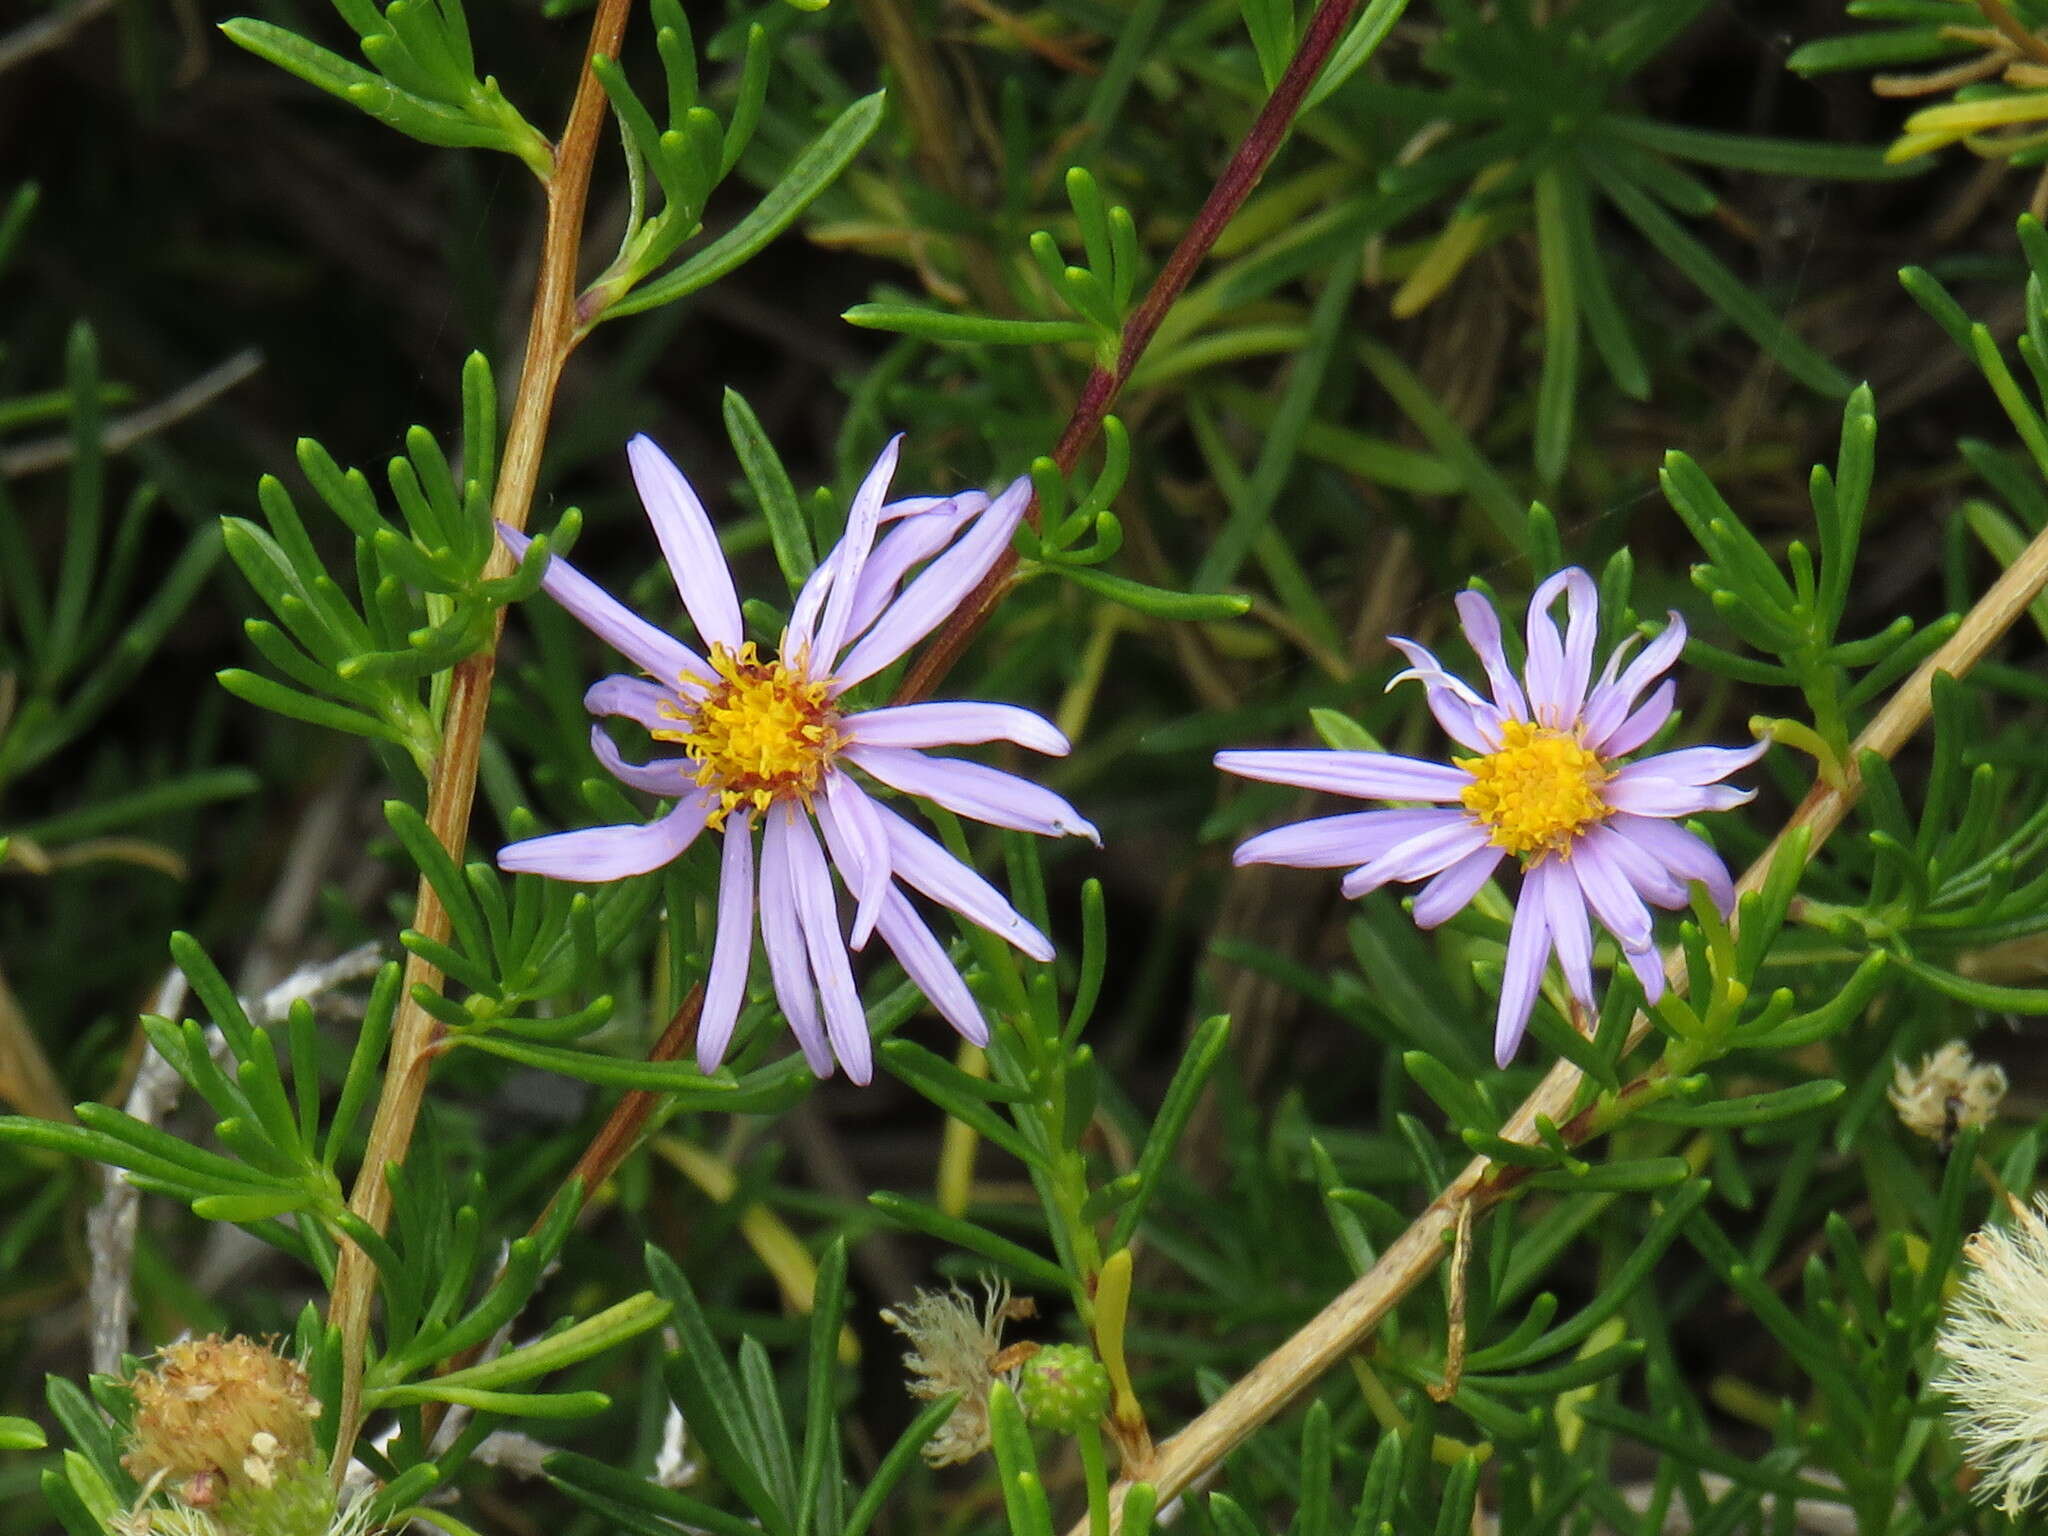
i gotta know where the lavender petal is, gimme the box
[1578,822,1688,909]
[588,724,696,797]
[1536,857,1595,1007]
[1598,679,1677,758]
[1386,637,1502,753]
[783,808,873,1084]
[696,814,756,1072]
[500,523,709,688]
[846,701,1070,756]
[812,436,903,670]
[1213,749,1469,803]
[1495,884,1552,1067]
[1609,813,1736,913]
[867,797,1054,961]
[843,494,987,643]
[1524,567,1596,726]
[1410,844,1505,928]
[497,796,710,882]
[1455,590,1528,720]
[759,811,834,1078]
[1565,838,1654,951]
[822,771,891,951]
[1624,940,1668,1003]
[1582,614,1685,749]
[832,474,1033,688]
[876,889,990,1047]
[1234,807,1466,870]
[586,674,685,728]
[1603,774,1755,818]
[627,435,744,651]
[1621,740,1768,788]
[846,745,1101,844]
[1339,816,1491,899]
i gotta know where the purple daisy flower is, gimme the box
[1215,568,1764,1067]
[496,434,1097,1085]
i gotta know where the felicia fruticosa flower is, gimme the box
[1216,569,1763,1066]
[497,436,1096,1084]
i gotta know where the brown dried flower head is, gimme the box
[1891,1040,2007,1146]
[122,1335,321,1504]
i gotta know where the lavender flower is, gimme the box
[1215,569,1763,1066]
[497,435,1096,1085]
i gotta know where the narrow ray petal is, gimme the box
[1524,568,1596,725]
[1624,940,1668,1003]
[759,812,833,1078]
[1582,614,1685,748]
[875,889,989,1046]
[1340,817,1491,899]
[1234,808,1466,870]
[588,724,695,796]
[585,674,683,728]
[845,701,1070,756]
[846,746,1101,844]
[628,435,744,650]
[843,493,987,643]
[1455,589,1527,720]
[812,436,903,669]
[1496,887,1552,1067]
[1578,822,1687,908]
[500,523,709,687]
[1214,749,1469,803]
[1565,839,1654,951]
[1387,637,1502,753]
[1410,844,1505,928]
[783,808,873,1083]
[823,771,891,950]
[497,796,710,881]
[1621,740,1768,788]
[696,814,755,1071]
[1537,858,1596,1007]
[1598,679,1677,757]
[832,474,1032,687]
[867,798,1054,960]
[1603,775,1755,818]
[1609,814,1736,912]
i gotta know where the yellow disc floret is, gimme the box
[655,642,842,824]
[1456,719,1612,859]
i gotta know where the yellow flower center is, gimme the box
[1455,719,1612,859]
[653,642,842,825]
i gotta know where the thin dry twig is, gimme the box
[0,350,263,479]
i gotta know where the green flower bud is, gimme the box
[1017,1343,1109,1433]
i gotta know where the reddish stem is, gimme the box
[893,0,1366,705]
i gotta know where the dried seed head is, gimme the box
[1938,1195,2048,1516]
[122,1336,321,1508]
[1891,1040,2007,1145]
[880,1276,1028,1466]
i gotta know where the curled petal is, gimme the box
[1339,817,1491,899]
[1524,568,1597,726]
[628,435,744,651]
[585,674,682,728]
[1455,590,1527,720]
[500,523,709,688]
[759,812,833,1078]
[1234,808,1465,870]
[1213,749,1469,803]
[1386,637,1502,753]
[498,796,711,882]
[1410,844,1505,928]
[845,701,1069,756]
[1604,772,1756,819]
[833,475,1033,688]
[846,745,1100,844]
[1495,884,1553,1067]
[696,813,756,1072]
[588,724,695,797]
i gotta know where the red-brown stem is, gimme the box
[324,0,632,1476]
[893,0,1365,706]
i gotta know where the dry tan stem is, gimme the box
[325,0,631,1474]
[1071,517,2048,1531]
[1977,0,2048,67]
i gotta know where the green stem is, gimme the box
[1078,1422,1112,1536]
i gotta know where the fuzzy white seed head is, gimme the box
[1891,1040,2007,1145]
[880,1276,1035,1466]
[1937,1195,2048,1516]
